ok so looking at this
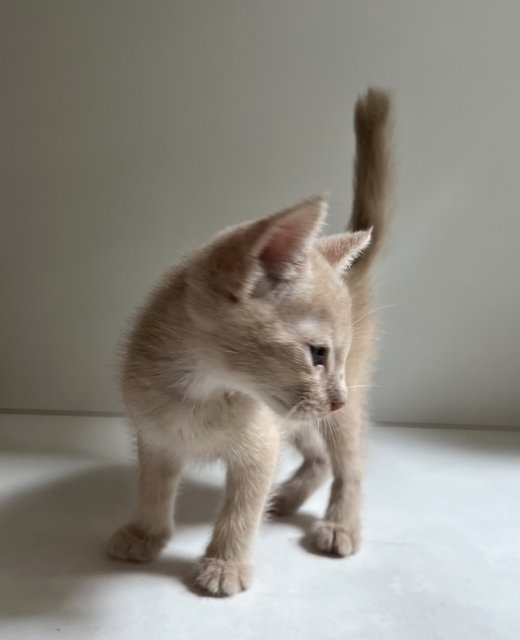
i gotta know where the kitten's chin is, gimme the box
[253,391,286,417]
[261,394,300,422]
[254,391,321,423]
[266,397,326,424]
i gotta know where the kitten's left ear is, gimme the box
[253,196,327,282]
[317,229,372,273]
[203,196,327,301]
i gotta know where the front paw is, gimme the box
[107,523,170,563]
[311,521,360,557]
[195,557,252,597]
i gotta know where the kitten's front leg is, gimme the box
[312,409,363,557]
[195,432,278,597]
[108,434,183,562]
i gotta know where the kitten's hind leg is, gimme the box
[268,425,330,517]
[108,433,182,563]
[311,408,363,557]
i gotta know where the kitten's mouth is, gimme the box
[266,394,308,421]
[269,396,322,422]
[263,392,328,423]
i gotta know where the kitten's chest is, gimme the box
[151,392,270,459]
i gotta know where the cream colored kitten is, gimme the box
[108,89,393,596]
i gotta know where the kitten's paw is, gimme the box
[108,523,170,563]
[267,489,299,517]
[195,557,252,597]
[311,521,359,557]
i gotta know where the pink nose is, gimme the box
[330,400,345,413]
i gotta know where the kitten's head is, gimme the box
[185,197,371,421]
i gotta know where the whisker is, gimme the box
[348,384,378,390]
[351,328,390,339]
[320,414,338,451]
[278,402,301,428]
[352,304,397,327]
[330,420,340,452]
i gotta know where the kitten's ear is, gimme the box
[317,229,372,273]
[254,196,327,282]
[206,196,327,300]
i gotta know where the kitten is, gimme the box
[108,88,393,596]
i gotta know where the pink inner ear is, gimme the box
[256,199,326,280]
[207,196,325,297]
[259,224,305,279]
[317,229,372,272]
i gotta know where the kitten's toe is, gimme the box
[311,521,359,557]
[266,490,299,517]
[108,523,170,562]
[195,557,252,597]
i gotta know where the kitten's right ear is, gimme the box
[206,196,327,300]
[317,229,372,274]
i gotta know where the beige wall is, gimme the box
[1,1,519,426]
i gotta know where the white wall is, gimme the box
[1,1,519,427]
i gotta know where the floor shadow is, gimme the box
[376,425,520,458]
[0,463,223,620]
[267,509,316,533]
[266,509,320,557]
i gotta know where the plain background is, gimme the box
[1,0,519,427]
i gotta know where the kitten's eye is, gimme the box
[309,345,328,367]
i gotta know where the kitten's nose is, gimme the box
[330,400,345,413]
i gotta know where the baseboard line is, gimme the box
[0,408,518,431]
[0,408,125,418]
[377,421,520,433]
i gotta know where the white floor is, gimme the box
[0,417,518,640]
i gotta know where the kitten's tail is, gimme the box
[349,88,393,276]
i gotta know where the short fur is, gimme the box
[108,88,393,596]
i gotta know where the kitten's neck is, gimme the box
[175,322,244,405]
[154,266,253,405]
[177,357,232,403]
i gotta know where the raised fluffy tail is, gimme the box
[349,88,393,274]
